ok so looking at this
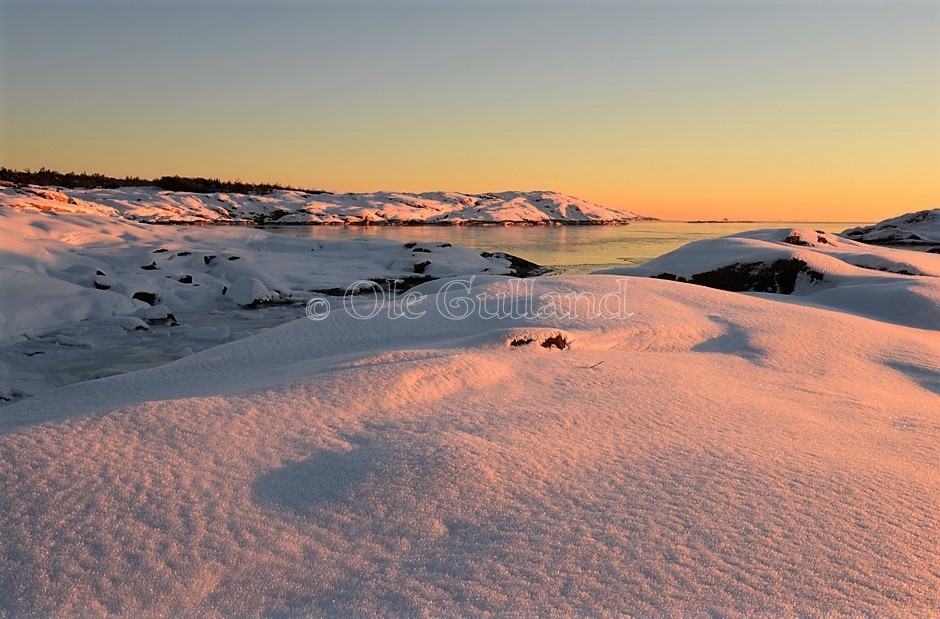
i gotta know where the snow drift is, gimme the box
[0,276,937,614]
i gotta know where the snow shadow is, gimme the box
[252,445,374,513]
[691,315,764,362]
[884,360,940,396]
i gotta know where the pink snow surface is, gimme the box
[1,275,938,615]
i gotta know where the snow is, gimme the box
[0,205,530,345]
[0,273,937,615]
[0,202,547,404]
[843,208,940,245]
[596,227,940,330]
[0,185,651,226]
[224,277,273,307]
[1,202,938,614]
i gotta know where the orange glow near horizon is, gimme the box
[2,3,937,222]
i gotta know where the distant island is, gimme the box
[0,168,654,226]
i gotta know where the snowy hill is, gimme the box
[596,227,940,330]
[0,185,651,225]
[842,208,940,245]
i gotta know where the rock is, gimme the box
[654,258,825,295]
[132,291,158,305]
[224,277,273,307]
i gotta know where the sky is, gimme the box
[1,0,937,221]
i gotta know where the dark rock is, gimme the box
[783,233,811,246]
[656,258,825,295]
[178,275,193,284]
[140,262,159,271]
[413,247,432,253]
[227,256,241,261]
[94,281,111,291]
[510,337,534,346]
[480,251,550,278]
[153,248,169,253]
[204,255,216,265]
[177,251,191,257]
[414,260,432,274]
[132,291,157,305]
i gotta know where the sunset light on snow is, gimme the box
[1,1,938,616]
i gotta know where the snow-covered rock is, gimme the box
[596,227,940,329]
[224,277,273,307]
[0,185,651,225]
[843,208,940,245]
[0,205,542,343]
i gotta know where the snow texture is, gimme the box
[0,274,937,615]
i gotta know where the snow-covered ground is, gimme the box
[0,205,541,403]
[1,200,938,614]
[1,273,937,615]
[0,184,650,225]
[843,208,940,245]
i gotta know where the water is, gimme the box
[262,221,873,274]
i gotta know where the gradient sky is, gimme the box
[1,0,937,220]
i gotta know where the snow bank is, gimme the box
[0,275,937,615]
[0,185,651,225]
[843,208,940,245]
[596,228,940,329]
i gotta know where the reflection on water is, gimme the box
[263,221,873,274]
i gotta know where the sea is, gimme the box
[262,220,874,274]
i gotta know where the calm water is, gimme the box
[264,221,872,274]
